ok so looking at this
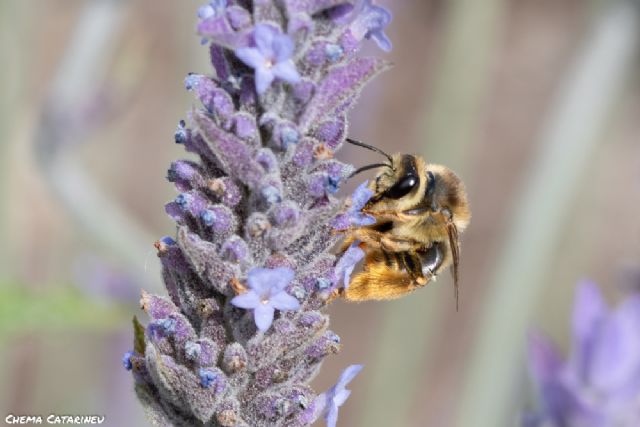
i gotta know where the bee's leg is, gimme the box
[381,236,421,253]
[347,228,421,252]
[398,252,428,287]
[344,267,420,301]
[343,228,385,248]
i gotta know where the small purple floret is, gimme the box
[333,181,376,230]
[316,364,363,427]
[235,24,301,94]
[230,267,300,332]
[358,0,393,52]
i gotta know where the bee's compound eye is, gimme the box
[385,175,419,199]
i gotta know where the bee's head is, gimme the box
[344,138,470,230]
[365,154,424,213]
[366,156,471,231]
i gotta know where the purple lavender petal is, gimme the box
[270,267,296,292]
[231,292,261,309]
[351,181,373,210]
[235,47,265,69]
[352,0,393,52]
[325,404,339,427]
[270,292,300,311]
[352,212,376,226]
[370,30,392,52]
[335,244,364,288]
[255,67,275,94]
[254,304,276,332]
[332,389,351,407]
[272,61,301,84]
[272,33,295,62]
[254,24,276,58]
[335,364,363,390]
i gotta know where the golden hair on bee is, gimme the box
[336,138,470,309]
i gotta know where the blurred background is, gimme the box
[1,0,639,426]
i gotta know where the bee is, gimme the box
[338,138,471,309]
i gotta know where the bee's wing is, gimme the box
[447,222,460,311]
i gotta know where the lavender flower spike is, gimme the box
[524,280,640,427]
[231,267,300,332]
[130,1,391,425]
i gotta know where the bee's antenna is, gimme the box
[349,163,389,178]
[346,138,393,164]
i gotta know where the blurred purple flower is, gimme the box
[525,280,640,427]
[235,24,301,94]
[231,267,300,332]
[332,181,376,230]
[73,254,139,301]
[317,364,363,427]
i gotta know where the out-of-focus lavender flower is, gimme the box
[333,181,376,230]
[525,280,640,427]
[235,24,301,94]
[231,267,300,332]
[316,365,363,427]
[129,1,392,425]
[73,254,140,301]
